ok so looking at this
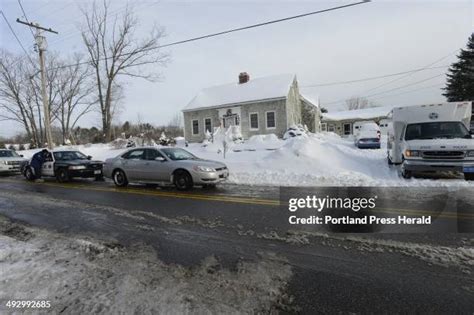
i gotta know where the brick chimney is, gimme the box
[238,72,250,84]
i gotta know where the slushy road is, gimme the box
[0,176,473,313]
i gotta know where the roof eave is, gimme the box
[182,96,288,113]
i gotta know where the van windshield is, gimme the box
[405,122,470,140]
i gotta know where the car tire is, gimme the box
[56,168,70,183]
[24,166,35,181]
[113,169,128,187]
[464,173,474,181]
[174,170,193,191]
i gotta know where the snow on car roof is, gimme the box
[183,74,295,112]
[322,106,393,121]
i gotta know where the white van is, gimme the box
[387,102,474,180]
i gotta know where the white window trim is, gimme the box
[265,111,276,130]
[249,112,259,131]
[321,123,327,131]
[191,119,199,135]
[203,117,212,133]
[328,124,335,132]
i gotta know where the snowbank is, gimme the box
[0,217,292,313]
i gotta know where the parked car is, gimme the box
[103,147,229,190]
[387,101,474,180]
[354,122,381,149]
[0,149,28,174]
[23,149,104,182]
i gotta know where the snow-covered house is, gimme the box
[321,106,392,136]
[182,73,318,142]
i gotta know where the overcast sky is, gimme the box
[1,0,473,137]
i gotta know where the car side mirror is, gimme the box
[155,156,166,162]
[87,155,92,160]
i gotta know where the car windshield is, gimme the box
[0,150,20,157]
[53,151,88,161]
[405,122,470,140]
[160,148,197,161]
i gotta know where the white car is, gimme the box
[354,122,381,149]
[0,149,28,174]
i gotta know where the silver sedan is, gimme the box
[103,147,229,190]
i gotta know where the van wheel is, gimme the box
[174,170,193,190]
[113,169,128,187]
[400,164,412,179]
[464,173,474,181]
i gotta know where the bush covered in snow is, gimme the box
[283,124,308,140]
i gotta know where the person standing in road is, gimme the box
[30,149,49,182]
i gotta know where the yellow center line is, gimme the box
[1,178,472,219]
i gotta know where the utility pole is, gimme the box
[16,18,58,149]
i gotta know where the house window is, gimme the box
[328,124,335,132]
[249,113,259,130]
[266,111,276,129]
[321,123,327,131]
[204,118,212,133]
[343,123,352,135]
[192,120,199,135]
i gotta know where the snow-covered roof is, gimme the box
[183,74,295,112]
[300,92,319,108]
[322,106,393,121]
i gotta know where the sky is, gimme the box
[0,0,473,137]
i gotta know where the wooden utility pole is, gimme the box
[16,18,58,149]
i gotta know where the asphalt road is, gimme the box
[0,175,473,313]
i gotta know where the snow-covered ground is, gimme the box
[18,133,474,187]
[0,216,292,313]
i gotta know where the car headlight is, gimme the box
[404,150,420,157]
[69,165,87,170]
[1,161,7,165]
[194,165,216,172]
[467,151,474,157]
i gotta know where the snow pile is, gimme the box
[234,134,284,151]
[0,218,293,313]
[283,124,308,140]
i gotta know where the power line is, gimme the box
[370,83,444,101]
[300,65,449,88]
[363,49,457,93]
[52,0,371,71]
[0,10,36,67]
[323,72,446,105]
[17,0,35,40]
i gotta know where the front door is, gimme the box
[143,149,170,182]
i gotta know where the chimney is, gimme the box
[238,72,250,84]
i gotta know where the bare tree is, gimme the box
[53,54,96,144]
[81,0,169,142]
[0,51,41,146]
[345,96,377,110]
